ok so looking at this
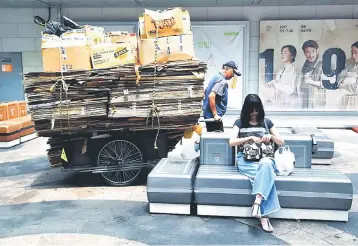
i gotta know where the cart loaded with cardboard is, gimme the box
[24,8,206,186]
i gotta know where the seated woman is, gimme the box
[229,94,285,233]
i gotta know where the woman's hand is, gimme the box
[342,77,356,85]
[250,136,262,143]
[261,134,272,143]
[347,72,358,79]
[304,77,314,85]
[269,127,285,146]
[267,81,277,88]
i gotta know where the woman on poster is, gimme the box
[267,45,299,109]
[300,40,326,109]
[337,41,358,110]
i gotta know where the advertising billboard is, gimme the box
[193,25,245,109]
[259,20,358,111]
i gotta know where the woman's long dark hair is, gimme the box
[240,94,265,128]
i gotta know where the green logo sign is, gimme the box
[224,32,240,36]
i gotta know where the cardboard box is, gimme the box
[62,25,106,45]
[0,103,8,121]
[91,43,137,69]
[139,10,191,39]
[141,8,191,39]
[138,34,194,65]
[42,45,92,72]
[108,32,138,64]
[84,25,106,45]
[41,26,105,72]
[108,31,137,45]
[42,34,92,72]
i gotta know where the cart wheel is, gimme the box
[97,140,143,186]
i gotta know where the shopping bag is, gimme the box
[274,146,295,176]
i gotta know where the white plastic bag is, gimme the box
[274,146,295,176]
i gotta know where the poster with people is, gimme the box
[192,25,245,109]
[259,20,358,111]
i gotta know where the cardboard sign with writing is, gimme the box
[91,43,137,69]
[143,8,186,38]
[108,32,137,45]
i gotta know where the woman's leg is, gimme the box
[236,154,263,218]
[236,155,279,227]
[252,158,280,232]
[251,158,278,207]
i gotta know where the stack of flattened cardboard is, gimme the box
[23,60,207,167]
[138,8,194,65]
[28,8,205,167]
[109,60,206,118]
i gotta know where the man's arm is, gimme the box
[209,80,225,119]
[208,91,217,116]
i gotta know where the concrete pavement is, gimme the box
[0,129,358,245]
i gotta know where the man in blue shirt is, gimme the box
[202,61,241,132]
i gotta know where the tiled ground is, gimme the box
[0,129,357,245]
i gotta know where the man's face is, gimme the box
[304,47,318,62]
[352,46,358,63]
[224,68,235,80]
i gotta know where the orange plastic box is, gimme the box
[0,103,7,121]
[17,101,27,117]
[6,102,19,120]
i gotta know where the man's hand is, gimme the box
[250,136,261,143]
[214,114,222,121]
[261,134,272,143]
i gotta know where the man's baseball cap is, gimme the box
[223,61,241,76]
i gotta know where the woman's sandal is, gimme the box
[251,202,262,218]
[261,216,273,233]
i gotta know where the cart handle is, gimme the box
[199,118,217,123]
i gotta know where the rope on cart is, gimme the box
[49,38,72,139]
[146,20,161,150]
[58,38,71,138]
